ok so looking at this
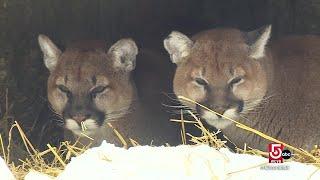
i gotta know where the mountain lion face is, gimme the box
[164,26,271,129]
[38,35,138,136]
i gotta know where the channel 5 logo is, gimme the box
[268,143,292,163]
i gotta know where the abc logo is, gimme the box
[268,143,292,163]
[282,149,292,160]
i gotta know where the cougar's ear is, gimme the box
[164,31,193,64]
[38,34,62,72]
[246,25,272,59]
[108,38,138,71]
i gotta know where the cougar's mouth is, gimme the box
[65,118,100,136]
[200,109,237,129]
[196,103,242,129]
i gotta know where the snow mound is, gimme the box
[57,142,228,180]
[23,141,320,179]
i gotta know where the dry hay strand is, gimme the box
[171,110,227,149]
[0,120,141,179]
[0,121,92,179]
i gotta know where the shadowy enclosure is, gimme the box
[0,0,319,158]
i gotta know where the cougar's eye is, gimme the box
[57,85,72,97]
[57,85,70,93]
[194,77,208,86]
[229,76,243,85]
[91,85,109,98]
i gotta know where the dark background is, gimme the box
[0,0,319,147]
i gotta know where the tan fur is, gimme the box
[165,27,320,151]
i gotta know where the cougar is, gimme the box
[38,35,178,147]
[164,25,320,151]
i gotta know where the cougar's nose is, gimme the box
[209,105,228,118]
[72,114,90,123]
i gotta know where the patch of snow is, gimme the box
[57,142,228,180]
[0,156,15,180]
[25,170,54,180]
[23,141,320,179]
